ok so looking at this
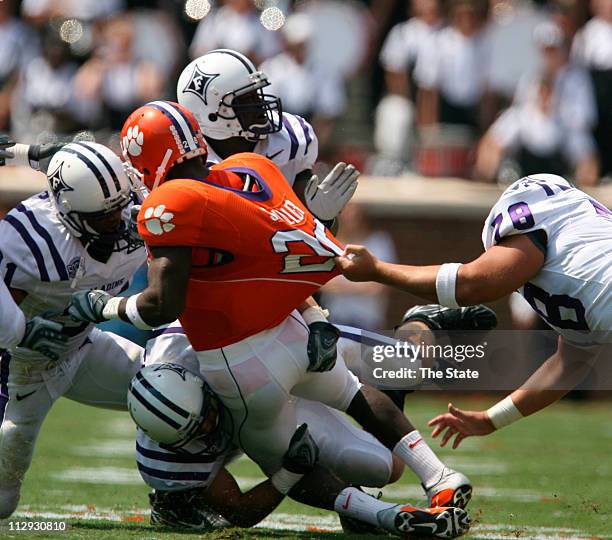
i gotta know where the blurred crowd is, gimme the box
[0,0,611,185]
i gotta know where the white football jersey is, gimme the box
[0,192,147,361]
[482,174,612,346]
[206,112,318,186]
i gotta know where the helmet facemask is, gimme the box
[218,72,282,141]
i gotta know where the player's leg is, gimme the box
[0,352,56,518]
[294,398,403,487]
[64,329,142,410]
[290,315,472,508]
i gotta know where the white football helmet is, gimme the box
[177,49,282,141]
[46,142,135,251]
[127,364,223,449]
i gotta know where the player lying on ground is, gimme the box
[0,139,146,518]
[69,101,473,510]
[131,303,494,531]
[175,49,358,228]
[127,326,471,538]
[335,173,612,448]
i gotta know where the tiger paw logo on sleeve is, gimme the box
[144,204,175,235]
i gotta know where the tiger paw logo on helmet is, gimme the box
[144,205,175,235]
[123,125,144,157]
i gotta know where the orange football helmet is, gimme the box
[120,100,207,192]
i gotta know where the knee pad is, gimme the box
[334,445,392,488]
[0,485,20,519]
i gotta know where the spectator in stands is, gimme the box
[0,0,39,131]
[21,0,124,24]
[320,203,396,330]
[572,0,612,178]
[73,16,163,130]
[190,0,280,64]
[11,28,88,142]
[261,13,346,152]
[415,0,489,133]
[475,21,599,185]
[484,0,544,123]
[371,0,443,172]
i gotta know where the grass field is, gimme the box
[2,394,611,539]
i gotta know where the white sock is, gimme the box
[393,430,446,489]
[334,487,397,526]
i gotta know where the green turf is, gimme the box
[2,395,611,539]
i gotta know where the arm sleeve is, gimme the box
[137,182,208,247]
[380,24,410,72]
[481,174,573,251]
[0,279,25,349]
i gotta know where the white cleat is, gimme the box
[425,467,473,509]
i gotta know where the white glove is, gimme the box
[304,162,359,221]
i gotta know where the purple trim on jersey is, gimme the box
[187,167,272,202]
[282,116,299,160]
[295,116,312,155]
[3,262,16,288]
[0,352,10,425]
[136,442,219,463]
[16,204,68,280]
[4,215,49,281]
[137,461,211,481]
[149,326,186,340]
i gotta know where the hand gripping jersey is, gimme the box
[137,153,342,351]
[205,112,318,186]
[482,174,612,346]
[0,193,147,361]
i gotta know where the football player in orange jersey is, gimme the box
[68,102,473,522]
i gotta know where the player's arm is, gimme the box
[335,234,544,306]
[0,279,66,359]
[198,424,319,527]
[427,337,601,448]
[68,246,192,328]
[0,133,65,172]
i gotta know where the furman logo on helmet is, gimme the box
[47,162,73,201]
[183,65,219,105]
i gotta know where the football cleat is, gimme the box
[399,304,497,332]
[149,489,230,530]
[425,467,473,509]
[377,504,471,538]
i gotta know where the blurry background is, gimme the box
[0,0,611,330]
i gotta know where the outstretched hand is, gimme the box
[428,402,496,449]
[334,244,381,282]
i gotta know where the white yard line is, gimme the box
[51,467,142,485]
[71,440,135,457]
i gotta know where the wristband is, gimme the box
[125,294,156,330]
[270,467,303,495]
[101,297,122,320]
[301,306,328,325]
[302,306,327,325]
[435,263,462,308]
[6,144,31,168]
[486,395,523,430]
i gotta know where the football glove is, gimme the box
[306,321,340,373]
[282,423,319,474]
[304,162,359,221]
[28,142,67,173]
[0,134,15,166]
[68,289,113,323]
[18,316,67,361]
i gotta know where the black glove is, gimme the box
[68,290,114,323]
[282,423,319,474]
[307,321,340,372]
[18,316,67,361]
[0,134,15,166]
[28,142,67,173]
